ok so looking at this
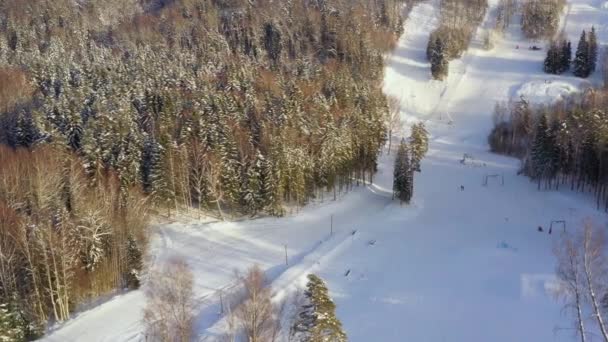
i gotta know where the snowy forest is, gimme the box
[488,88,608,211]
[0,0,406,338]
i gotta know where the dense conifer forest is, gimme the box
[0,0,405,336]
[489,89,608,211]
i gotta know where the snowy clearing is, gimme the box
[42,0,608,341]
[515,80,582,104]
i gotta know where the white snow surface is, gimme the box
[515,80,581,104]
[42,0,608,341]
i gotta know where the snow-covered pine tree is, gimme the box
[219,131,242,210]
[544,42,560,74]
[241,153,263,216]
[124,234,143,289]
[409,123,429,172]
[151,129,181,214]
[141,135,161,194]
[291,274,347,342]
[16,110,41,148]
[530,114,554,189]
[0,300,25,342]
[260,150,284,216]
[573,30,590,78]
[588,26,598,72]
[393,138,412,203]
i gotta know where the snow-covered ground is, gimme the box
[42,0,608,341]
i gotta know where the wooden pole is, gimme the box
[330,214,333,236]
[284,245,288,265]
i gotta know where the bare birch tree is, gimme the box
[581,220,608,342]
[143,257,196,342]
[555,231,588,342]
[235,265,279,342]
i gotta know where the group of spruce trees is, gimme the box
[489,89,608,212]
[544,27,597,77]
[0,0,407,338]
[543,40,571,74]
[393,123,429,204]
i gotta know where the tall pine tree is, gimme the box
[544,42,560,74]
[393,139,413,204]
[588,26,598,72]
[530,114,558,189]
[291,274,347,342]
[573,30,590,78]
[409,123,429,172]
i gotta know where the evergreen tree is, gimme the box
[124,234,143,289]
[430,37,448,80]
[573,30,590,78]
[393,139,412,203]
[141,135,162,194]
[530,114,557,188]
[219,132,242,209]
[544,42,560,74]
[259,152,283,216]
[0,301,25,342]
[319,13,337,62]
[588,26,598,72]
[16,110,41,148]
[291,274,347,342]
[560,40,571,72]
[241,153,263,216]
[409,123,429,172]
[263,22,282,66]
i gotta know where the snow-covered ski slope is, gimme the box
[42,0,608,341]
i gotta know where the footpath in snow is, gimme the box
[42,0,608,341]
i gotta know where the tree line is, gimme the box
[0,146,147,339]
[0,0,406,338]
[488,89,608,211]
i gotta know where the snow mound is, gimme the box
[602,1,608,9]
[515,80,580,104]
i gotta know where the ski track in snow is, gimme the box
[42,0,608,341]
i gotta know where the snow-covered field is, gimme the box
[42,0,608,341]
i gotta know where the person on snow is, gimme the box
[538,226,543,232]
[460,185,464,191]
